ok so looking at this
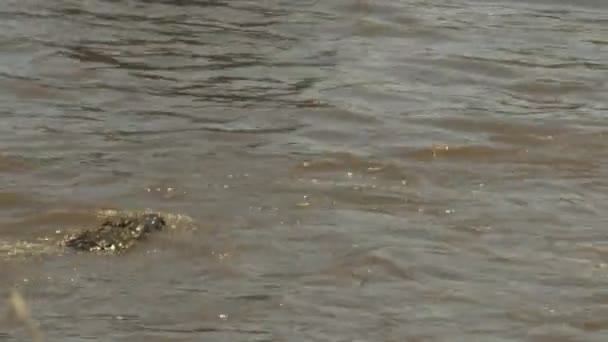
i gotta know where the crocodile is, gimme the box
[62,213,166,253]
[1,209,196,258]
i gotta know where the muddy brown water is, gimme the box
[1,0,607,341]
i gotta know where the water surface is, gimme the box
[1,0,607,341]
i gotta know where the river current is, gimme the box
[1,1,607,341]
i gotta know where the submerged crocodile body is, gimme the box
[62,213,166,253]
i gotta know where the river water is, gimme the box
[1,0,607,341]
